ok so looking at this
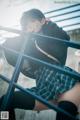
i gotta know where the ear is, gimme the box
[41,18,46,25]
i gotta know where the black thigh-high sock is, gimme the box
[0,91,35,120]
[56,101,78,120]
[0,96,15,120]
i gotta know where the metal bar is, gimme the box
[0,26,22,34]
[31,33,80,49]
[0,26,80,49]
[0,4,79,119]
[63,24,80,31]
[23,54,80,80]
[0,34,29,110]
[44,3,80,14]
[51,15,80,23]
[61,22,80,28]
[15,84,78,120]
[0,74,10,83]
[2,46,80,80]
[0,75,78,120]
[47,9,80,19]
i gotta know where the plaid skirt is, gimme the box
[30,65,80,101]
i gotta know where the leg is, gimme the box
[10,90,35,110]
[0,90,56,119]
[0,96,15,120]
[58,82,80,107]
[0,90,35,120]
[34,99,57,111]
[56,83,80,120]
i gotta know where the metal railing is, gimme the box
[0,3,80,120]
[44,3,80,31]
[0,27,80,120]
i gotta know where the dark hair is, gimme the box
[20,9,45,30]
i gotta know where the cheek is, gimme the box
[25,22,42,32]
[26,25,34,32]
[34,24,42,32]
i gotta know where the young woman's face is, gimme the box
[25,19,45,33]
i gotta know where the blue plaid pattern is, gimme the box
[31,66,79,100]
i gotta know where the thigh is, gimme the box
[34,99,58,111]
[58,82,80,107]
[34,99,57,111]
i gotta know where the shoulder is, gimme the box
[43,21,57,31]
[43,21,70,40]
[44,20,60,30]
[3,35,23,49]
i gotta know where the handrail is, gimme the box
[44,3,80,31]
[0,4,80,119]
[0,74,78,120]
[1,45,80,80]
[0,26,80,49]
[44,3,80,14]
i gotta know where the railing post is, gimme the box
[0,34,29,110]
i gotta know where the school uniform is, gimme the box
[3,21,79,102]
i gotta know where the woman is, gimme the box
[0,9,80,120]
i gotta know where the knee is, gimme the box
[34,100,49,111]
[0,95,4,107]
[56,100,78,120]
[58,83,80,107]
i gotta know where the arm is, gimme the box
[3,36,35,79]
[37,21,70,65]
